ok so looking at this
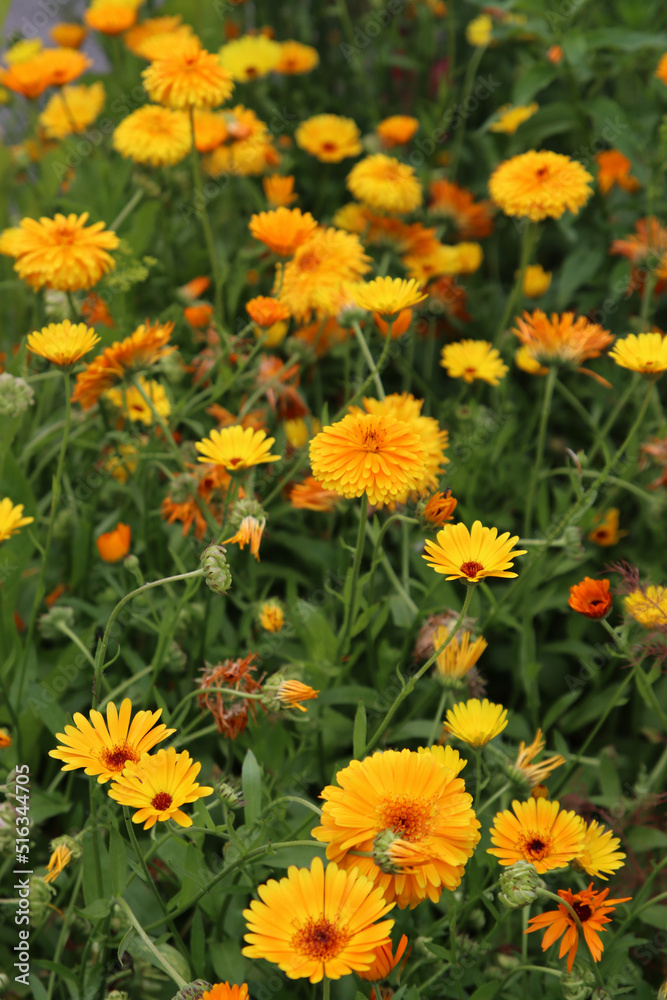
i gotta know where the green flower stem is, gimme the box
[45,861,84,1000]
[261,795,322,817]
[16,371,72,720]
[109,188,145,232]
[494,222,537,345]
[588,374,640,463]
[351,319,385,399]
[473,747,483,812]
[427,688,449,747]
[188,106,226,339]
[363,583,476,755]
[99,666,153,710]
[537,890,608,993]
[122,806,190,964]
[322,977,331,1000]
[142,840,326,931]
[88,781,104,901]
[639,265,658,327]
[450,43,486,178]
[476,780,512,817]
[92,569,203,708]
[338,321,394,418]
[114,896,188,989]
[55,622,96,667]
[554,376,610,463]
[336,492,369,661]
[367,514,420,603]
[524,365,557,536]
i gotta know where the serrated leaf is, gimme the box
[242,748,262,826]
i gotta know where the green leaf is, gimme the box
[512,64,557,104]
[634,667,667,725]
[350,601,381,638]
[582,28,667,50]
[108,825,127,897]
[557,244,606,310]
[353,701,367,759]
[242,748,262,826]
[470,983,503,1000]
[211,939,245,985]
[190,909,206,975]
[636,905,667,929]
[77,898,111,920]
[626,826,667,851]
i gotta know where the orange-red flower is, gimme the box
[568,578,612,619]
[512,310,614,368]
[96,522,131,562]
[263,174,297,207]
[246,296,290,327]
[429,179,494,239]
[71,320,174,409]
[249,207,317,257]
[595,149,641,195]
[588,508,626,546]
[287,476,341,512]
[525,884,631,972]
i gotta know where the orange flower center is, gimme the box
[152,791,173,811]
[245,66,258,78]
[379,793,433,841]
[535,166,549,179]
[361,428,386,451]
[521,833,553,861]
[292,916,349,961]
[55,225,77,244]
[460,560,484,578]
[573,901,592,922]
[100,743,140,772]
[321,141,337,153]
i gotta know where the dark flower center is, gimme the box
[100,743,140,772]
[292,916,349,961]
[573,902,593,922]
[151,792,173,812]
[460,560,484,578]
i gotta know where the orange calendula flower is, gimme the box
[525,884,631,972]
[595,149,641,195]
[309,413,427,507]
[288,476,341,512]
[51,23,87,48]
[41,46,92,86]
[588,508,625,547]
[357,933,409,981]
[201,984,249,1000]
[279,227,371,321]
[223,514,266,560]
[243,856,395,982]
[96,522,131,562]
[512,310,614,368]
[191,109,228,152]
[376,115,419,147]
[124,15,191,57]
[196,426,281,471]
[85,2,139,34]
[574,818,626,880]
[350,276,426,317]
[295,113,362,162]
[611,216,667,265]
[49,698,175,782]
[423,520,526,583]
[489,149,593,221]
[509,730,566,789]
[246,296,290,328]
[276,679,319,712]
[440,340,508,385]
[249,207,317,257]
[0,212,118,292]
[568,578,612,619]
[312,748,481,909]
[374,308,413,338]
[0,728,12,748]
[108,747,214,829]
[347,154,422,214]
[71,320,175,409]
[27,319,100,368]
[263,174,297,206]
[421,490,457,526]
[608,332,667,378]
[434,626,487,686]
[113,105,191,166]
[184,303,214,328]
[275,40,319,74]
[39,82,106,139]
[428,179,494,239]
[490,102,539,134]
[547,44,563,63]
[487,798,585,872]
[0,499,34,543]
[81,292,114,327]
[656,53,667,85]
[142,39,235,109]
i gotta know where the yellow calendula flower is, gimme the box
[608,332,667,378]
[522,264,552,298]
[490,103,539,135]
[243,856,395,981]
[108,746,214,829]
[113,105,191,167]
[466,14,493,46]
[623,585,667,628]
[39,83,106,140]
[43,836,82,885]
[440,340,508,385]
[573,818,626,881]
[347,154,423,214]
[489,150,593,221]
[417,743,467,776]
[105,377,170,425]
[27,319,100,368]
[0,498,34,543]
[218,35,281,82]
[350,276,426,317]
[424,520,526,583]
[445,698,508,746]
[295,114,362,163]
[505,729,566,790]
[258,600,285,632]
[433,626,487,686]
[4,39,43,64]
[196,426,281,471]
[275,40,319,75]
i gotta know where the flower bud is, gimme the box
[216,781,244,808]
[561,964,595,1000]
[170,982,212,1000]
[50,834,83,861]
[29,876,56,925]
[39,605,76,640]
[106,992,130,1000]
[498,860,540,908]
[0,373,34,418]
[201,544,232,595]
[372,828,403,875]
[229,497,265,531]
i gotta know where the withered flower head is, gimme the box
[197,653,264,739]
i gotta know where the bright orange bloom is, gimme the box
[275,40,319,74]
[279,227,371,322]
[222,515,266,560]
[295,113,362,162]
[246,296,290,327]
[547,44,563,63]
[71,320,174,409]
[51,23,87,48]
[180,275,211,300]
[376,115,419,147]
[611,216,667,264]
[429,179,494,239]
[96,522,131,562]
[124,15,191,57]
[192,109,228,151]
[512,310,614,368]
[276,679,319,712]
[184,303,214,328]
[201,984,249,1000]
[84,3,138,34]
[595,149,641,195]
[263,174,297,206]
[488,798,584,872]
[525,884,631,972]
[142,39,235,109]
[588,508,625,546]
[41,46,92,86]
[489,150,593,221]
[288,476,341,511]
[374,308,413,338]
[421,490,457,526]
[357,933,409,981]
[249,207,317,257]
[81,292,114,327]
[655,53,667,86]
[568,578,612,618]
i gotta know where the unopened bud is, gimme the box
[170,982,212,1000]
[561,964,595,1000]
[39,605,76,640]
[498,860,540,908]
[0,373,34,418]
[372,828,403,875]
[201,545,232,595]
